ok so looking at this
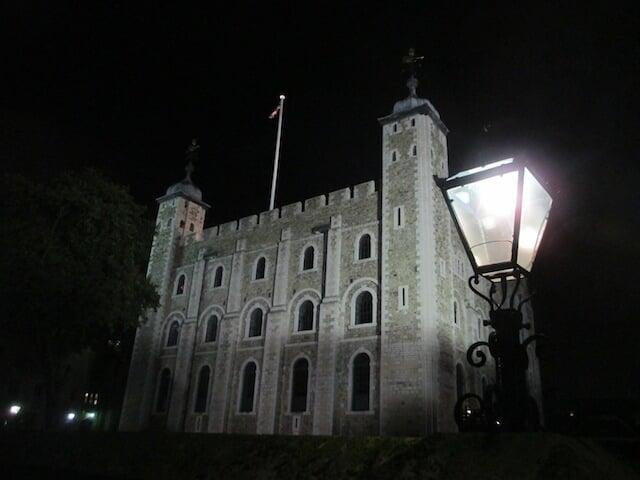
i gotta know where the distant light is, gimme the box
[9,405,21,415]
[495,419,501,426]
[85,412,96,420]
[66,412,76,421]
[465,408,472,415]
[279,94,285,100]
[569,411,575,417]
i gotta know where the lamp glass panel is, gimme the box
[517,168,552,271]
[448,170,519,268]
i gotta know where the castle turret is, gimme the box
[120,141,209,431]
[378,58,452,435]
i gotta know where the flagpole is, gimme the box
[269,94,285,211]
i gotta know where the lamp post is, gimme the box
[435,158,553,432]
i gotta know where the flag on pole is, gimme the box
[269,105,281,119]
[269,94,285,211]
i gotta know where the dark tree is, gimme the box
[0,170,159,428]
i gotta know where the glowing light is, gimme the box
[495,419,501,426]
[519,227,538,251]
[279,94,285,100]
[455,191,470,204]
[465,408,472,415]
[66,412,76,421]
[476,172,518,218]
[85,412,96,420]
[482,216,496,230]
[9,405,21,415]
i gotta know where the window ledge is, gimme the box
[346,410,375,416]
[292,329,316,336]
[298,268,319,274]
[349,322,376,330]
[354,257,375,264]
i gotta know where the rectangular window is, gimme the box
[394,206,404,229]
[411,118,416,127]
[398,286,408,310]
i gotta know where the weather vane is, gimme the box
[184,138,199,182]
[402,48,424,96]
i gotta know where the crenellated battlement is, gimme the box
[202,180,377,239]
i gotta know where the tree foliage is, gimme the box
[0,170,159,420]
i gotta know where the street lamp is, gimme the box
[436,158,552,432]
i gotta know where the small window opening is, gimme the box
[351,353,370,411]
[239,362,257,413]
[248,309,263,337]
[358,234,371,260]
[395,207,404,228]
[298,300,314,331]
[194,366,210,413]
[167,321,180,347]
[302,246,315,271]
[205,315,218,343]
[255,257,266,280]
[213,266,223,288]
[412,145,417,156]
[156,368,171,413]
[176,274,186,295]
[290,358,309,413]
[355,291,373,325]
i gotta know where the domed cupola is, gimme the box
[157,139,210,209]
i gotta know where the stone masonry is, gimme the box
[119,80,543,436]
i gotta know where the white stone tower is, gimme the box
[120,142,209,431]
[378,73,452,435]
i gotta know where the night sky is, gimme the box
[3,3,639,406]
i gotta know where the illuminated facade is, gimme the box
[120,79,542,435]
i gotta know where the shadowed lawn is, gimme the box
[0,432,638,479]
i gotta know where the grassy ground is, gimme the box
[0,432,638,479]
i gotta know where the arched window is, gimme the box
[205,315,218,343]
[456,364,465,400]
[213,266,224,288]
[290,358,309,413]
[351,353,370,411]
[156,368,171,413]
[297,300,314,332]
[248,309,263,337]
[167,321,180,347]
[175,274,186,295]
[355,291,373,325]
[239,361,257,413]
[255,257,266,280]
[391,151,397,162]
[412,144,417,156]
[194,366,211,413]
[358,234,371,260]
[302,246,315,270]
